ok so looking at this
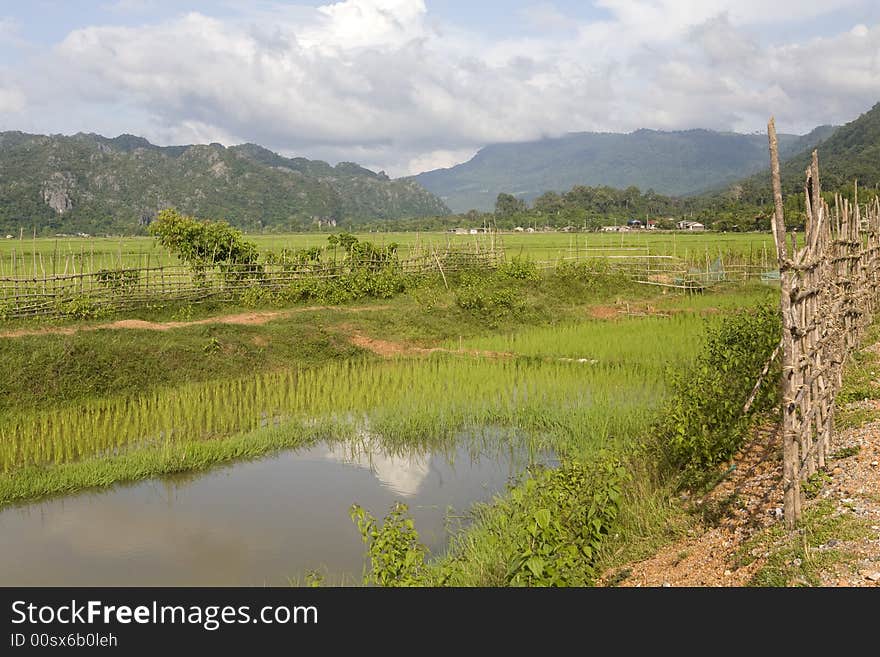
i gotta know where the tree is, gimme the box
[495,193,527,219]
[148,208,259,268]
[533,191,564,216]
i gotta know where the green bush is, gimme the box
[654,301,781,488]
[54,295,109,320]
[237,285,278,308]
[148,209,260,278]
[497,257,540,281]
[351,457,628,587]
[95,268,139,294]
[350,502,428,587]
[499,458,628,586]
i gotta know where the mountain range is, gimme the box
[412,125,838,213]
[3,99,878,235]
[727,102,880,205]
[0,132,450,234]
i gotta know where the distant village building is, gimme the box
[626,219,643,229]
[601,225,629,232]
[677,220,705,231]
[526,227,536,233]
[646,219,658,230]
[513,226,525,232]
[559,225,577,232]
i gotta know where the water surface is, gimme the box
[0,438,544,585]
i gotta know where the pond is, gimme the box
[0,437,547,585]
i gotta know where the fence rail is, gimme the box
[0,239,782,320]
[0,247,504,319]
[768,118,880,528]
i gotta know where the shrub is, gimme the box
[654,301,781,488]
[148,209,260,273]
[350,502,428,587]
[500,458,628,586]
[497,257,540,281]
[351,457,628,587]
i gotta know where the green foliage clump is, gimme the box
[328,232,399,271]
[351,457,628,587]
[95,268,139,294]
[148,209,259,268]
[237,285,279,308]
[454,271,527,325]
[654,301,781,488]
[498,459,628,586]
[350,502,428,587]
[53,295,109,320]
[263,246,323,270]
[549,260,636,300]
[497,256,540,281]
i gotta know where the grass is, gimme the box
[0,311,365,414]
[0,231,778,276]
[0,421,326,507]
[0,268,760,506]
[0,343,685,500]
[449,314,706,363]
[736,500,873,587]
[834,332,880,429]
[0,258,800,586]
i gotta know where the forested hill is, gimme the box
[0,132,450,235]
[411,127,834,213]
[727,103,880,205]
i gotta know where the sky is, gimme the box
[0,0,878,176]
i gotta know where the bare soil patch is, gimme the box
[0,305,391,339]
[588,305,620,320]
[600,411,880,588]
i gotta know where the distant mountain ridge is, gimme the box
[0,132,450,234]
[412,126,838,212]
[728,102,880,204]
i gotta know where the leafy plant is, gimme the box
[95,268,139,294]
[148,209,261,277]
[497,257,540,281]
[350,502,429,587]
[328,232,399,272]
[53,295,108,320]
[654,301,781,488]
[802,471,831,499]
[502,458,628,586]
[831,446,860,460]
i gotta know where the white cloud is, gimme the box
[407,148,479,174]
[0,86,25,115]
[3,0,879,175]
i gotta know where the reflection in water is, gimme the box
[0,436,549,586]
[320,438,432,497]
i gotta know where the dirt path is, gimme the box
[0,305,391,339]
[599,398,880,588]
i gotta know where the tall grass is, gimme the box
[0,352,677,473]
[449,313,706,366]
[0,232,777,276]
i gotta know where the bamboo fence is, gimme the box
[768,118,880,528]
[0,246,503,319]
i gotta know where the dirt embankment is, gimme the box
[0,305,391,339]
[599,411,880,587]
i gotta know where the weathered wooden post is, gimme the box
[768,118,801,528]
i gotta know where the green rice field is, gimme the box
[0,230,781,276]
